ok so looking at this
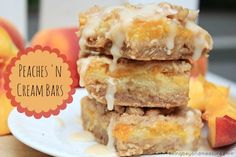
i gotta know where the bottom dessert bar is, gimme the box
[81,96,203,156]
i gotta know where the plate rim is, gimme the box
[8,109,63,157]
[8,88,88,157]
[8,74,236,157]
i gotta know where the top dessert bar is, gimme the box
[78,2,213,61]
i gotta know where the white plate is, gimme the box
[8,72,236,157]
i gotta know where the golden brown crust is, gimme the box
[81,96,203,156]
[78,56,191,108]
[84,38,194,60]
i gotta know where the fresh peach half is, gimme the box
[0,24,19,135]
[31,27,80,87]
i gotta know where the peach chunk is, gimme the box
[189,76,236,148]
[215,116,236,147]
[0,93,13,135]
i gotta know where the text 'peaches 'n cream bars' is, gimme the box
[77,2,213,156]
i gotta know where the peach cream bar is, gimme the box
[81,96,203,156]
[78,56,191,109]
[78,2,213,66]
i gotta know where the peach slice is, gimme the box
[190,56,208,77]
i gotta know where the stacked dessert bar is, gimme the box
[78,2,212,156]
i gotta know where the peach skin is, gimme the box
[31,27,80,87]
[0,17,24,50]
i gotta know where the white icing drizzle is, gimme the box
[197,118,212,152]
[107,118,115,148]
[78,37,86,53]
[77,57,93,86]
[187,10,199,21]
[85,144,118,157]
[106,23,124,71]
[166,22,177,55]
[75,116,82,124]
[184,111,197,151]
[70,131,95,142]
[84,118,117,157]
[105,4,175,69]
[197,136,212,152]
[79,12,102,54]
[184,126,195,151]
[193,35,206,60]
[105,78,116,110]
[185,21,212,61]
[158,2,178,15]
[118,4,162,25]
